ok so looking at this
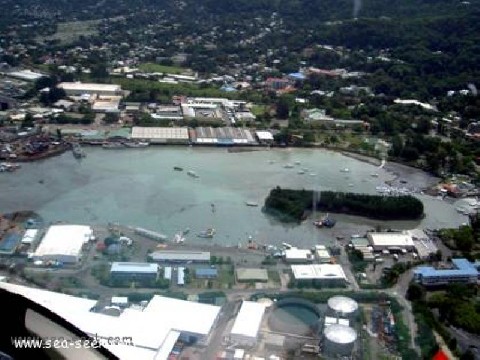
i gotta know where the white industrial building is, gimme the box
[255,131,274,144]
[229,301,267,347]
[131,127,190,144]
[7,70,45,81]
[284,248,314,263]
[0,282,221,360]
[92,96,121,112]
[367,232,415,252]
[33,225,93,264]
[58,82,122,96]
[21,229,38,245]
[291,264,347,283]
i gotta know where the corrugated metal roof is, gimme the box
[414,258,478,278]
[195,268,218,277]
[110,262,158,274]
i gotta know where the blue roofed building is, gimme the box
[288,72,306,81]
[195,268,218,279]
[413,258,479,286]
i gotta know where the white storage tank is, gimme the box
[327,296,358,319]
[323,324,357,357]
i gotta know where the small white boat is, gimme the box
[173,233,185,244]
[309,173,316,176]
[246,201,259,207]
[340,168,350,173]
[284,164,294,169]
[187,170,199,178]
[371,173,379,177]
[124,141,150,148]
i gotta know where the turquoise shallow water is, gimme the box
[0,147,467,247]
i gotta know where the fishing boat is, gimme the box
[173,166,184,171]
[197,228,216,238]
[187,170,199,178]
[245,201,259,207]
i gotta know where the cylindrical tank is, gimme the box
[327,296,358,319]
[323,324,357,357]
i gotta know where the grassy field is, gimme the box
[138,63,188,75]
[111,78,229,99]
[251,104,268,116]
[37,20,100,45]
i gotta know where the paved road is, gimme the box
[449,327,480,360]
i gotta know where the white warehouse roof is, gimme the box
[58,82,121,92]
[33,225,92,262]
[131,127,189,140]
[284,248,313,260]
[256,131,274,140]
[230,301,267,339]
[111,262,158,274]
[368,232,414,248]
[291,264,347,281]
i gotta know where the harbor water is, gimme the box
[0,147,468,247]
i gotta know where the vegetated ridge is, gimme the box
[264,187,424,222]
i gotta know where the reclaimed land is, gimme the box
[264,187,424,222]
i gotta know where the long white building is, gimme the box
[33,225,93,264]
[367,232,415,251]
[58,82,122,96]
[229,301,267,347]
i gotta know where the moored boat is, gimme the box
[197,228,216,238]
[187,170,199,178]
[313,214,336,228]
[72,144,86,158]
[102,142,125,149]
[0,162,21,172]
[124,141,150,148]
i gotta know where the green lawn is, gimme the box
[138,63,187,74]
[251,104,268,116]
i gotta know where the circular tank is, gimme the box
[327,296,358,318]
[324,324,357,357]
[268,298,321,335]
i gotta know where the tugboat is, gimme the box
[313,214,336,228]
[197,228,216,238]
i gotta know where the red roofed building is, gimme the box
[432,349,449,360]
